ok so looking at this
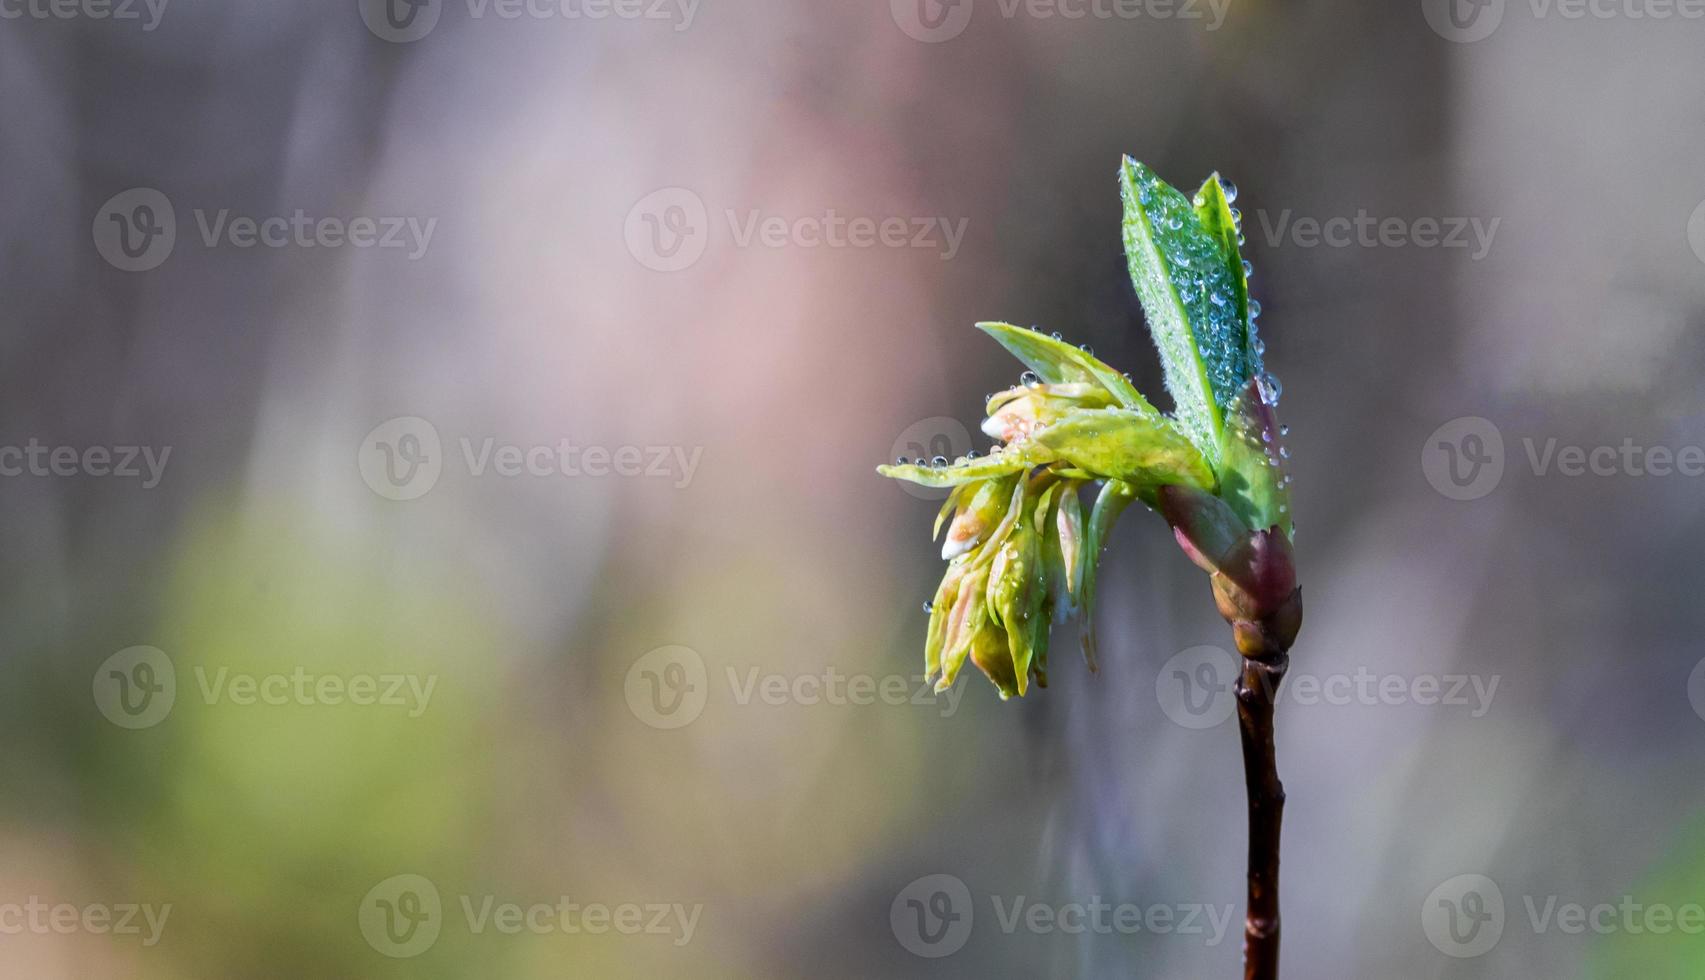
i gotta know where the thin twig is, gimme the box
[1236,654,1288,980]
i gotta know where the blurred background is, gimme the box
[2,0,1704,976]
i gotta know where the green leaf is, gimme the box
[1215,379,1293,537]
[1191,173,1257,372]
[877,447,1050,488]
[1119,158,1257,463]
[1030,407,1215,494]
[1078,479,1136,671]
[975,322,1156,413]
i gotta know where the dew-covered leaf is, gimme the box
[1030,407,1214,493]
[976,322,1156,412]
[1119,158,1258,463]
[1216,379,1292,538]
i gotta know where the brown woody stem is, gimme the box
[1237,653,1287,980]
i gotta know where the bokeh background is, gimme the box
[3,0,1705,976]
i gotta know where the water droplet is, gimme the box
[931,455,948,468]
[1079,344,1095,356]
[1230,207,1243,225]
[1050,331,1063,341]
[1252,338,1266,356]
[1279,446,1291,460]
[966,449,980,460]
[1219,177,1238,202]
[1280,424,1290,437]
[1262,430,1274,444]
[1242,259,1254,277]
[1021,371,1041,388]
[896,456,910,466]
[1248,299,1262,318]
[1256,372,1282,406]
[923,600,934,614]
